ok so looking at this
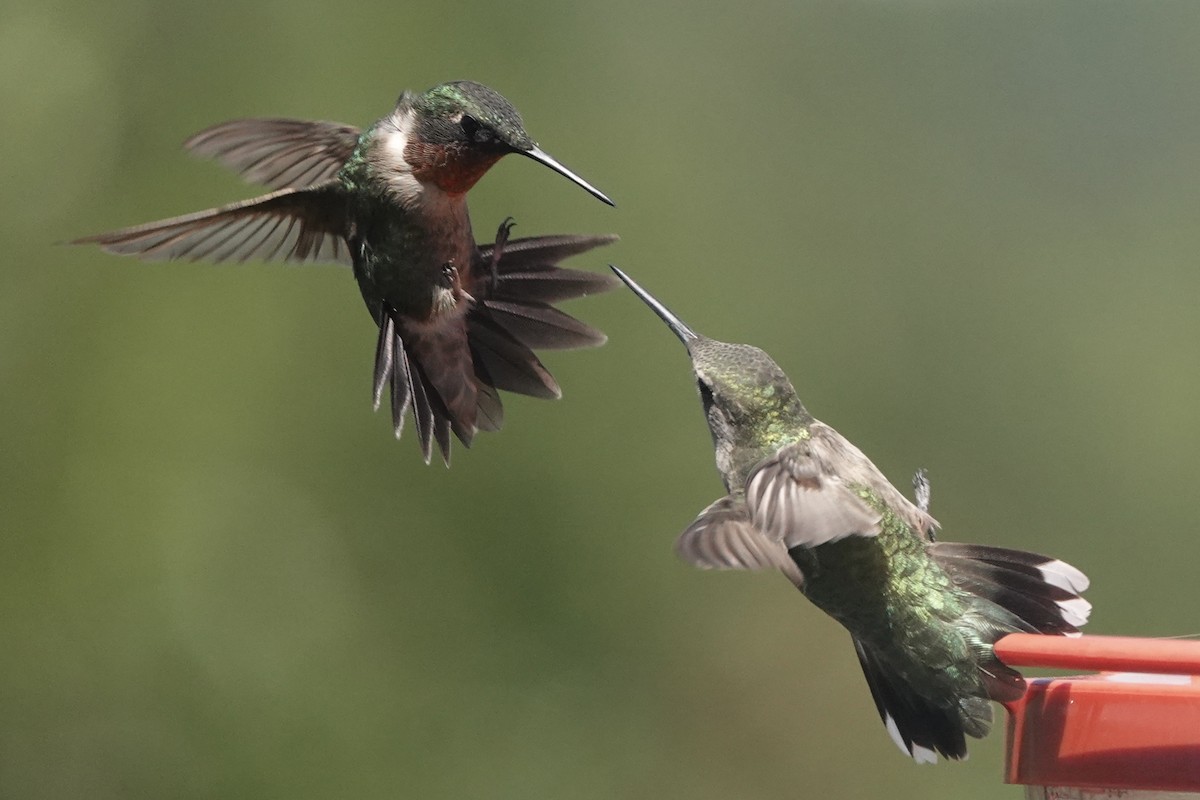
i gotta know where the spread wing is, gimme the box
[744,438,884,549]
[72,181,351,266]
[185,118,361,190]
[676,495,803,584]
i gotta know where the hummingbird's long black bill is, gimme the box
[521,146,615,207]
[609,265,698,345]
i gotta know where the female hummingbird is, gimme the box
[611,266,1091,762]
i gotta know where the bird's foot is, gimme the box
[441,260,474,304]
[489,216,517,292]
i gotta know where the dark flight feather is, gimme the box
[71,181,351,266]
[406,349,435,464]
[388,331,411,437]
[854,639,966,763]
[480,299,608,350]
[185,118,361,190]
[466,315,561,400]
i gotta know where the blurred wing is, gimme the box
[745,441,883,548]
[677,495,802,583]
[73,181,351,266]
[185,118,361,190]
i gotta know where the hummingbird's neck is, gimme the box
[364,111,438,210]
[368,108,498,209]
[364,121,477,255]
[716,422,811,493]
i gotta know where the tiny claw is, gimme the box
[489,216,516,293]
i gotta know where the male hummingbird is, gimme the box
[610,267,1091,762]
[74,80,617,463]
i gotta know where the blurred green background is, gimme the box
[4,1,1200,798]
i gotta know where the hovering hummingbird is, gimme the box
[610,266,1091,763]
[74,80,617,463]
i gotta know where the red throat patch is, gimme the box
[405,141,504,196]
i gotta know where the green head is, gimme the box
[415,81,535,151]
[401,80,613,205]
[611,266,811,477]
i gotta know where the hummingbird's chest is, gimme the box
[347,189,478,318]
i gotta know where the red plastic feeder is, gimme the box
[998,633,1200,798]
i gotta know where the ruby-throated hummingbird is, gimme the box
[74,80,617,463]
[610,266,1091,762]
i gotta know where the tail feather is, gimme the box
[932,542,1089,594]
[370,311,436,462]
[931,542,1092,634]
[853,639,967,763]
[389,347,410,438]
[854,633,1023,763]
[403,321,479,447]
[854,542,1090,762]
[387,329,411,437]
[934,542,1090,712]
[948,569,1086,635]
[369,232,615,462]
[372,313,396,412]
[432,411,453,464]
[406,352,435,464]
[405,357,457,465]
[474,382,504,433]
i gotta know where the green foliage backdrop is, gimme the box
[4,2,1200,798]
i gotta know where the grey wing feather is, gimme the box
[185,118,361,190]
[676,495,803,583]
[72,181,351,266]
[744,440,884,548]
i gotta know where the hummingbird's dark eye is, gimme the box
[460,114,494,145]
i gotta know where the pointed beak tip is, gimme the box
[608,265,698,345]
[523,146,613,208]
